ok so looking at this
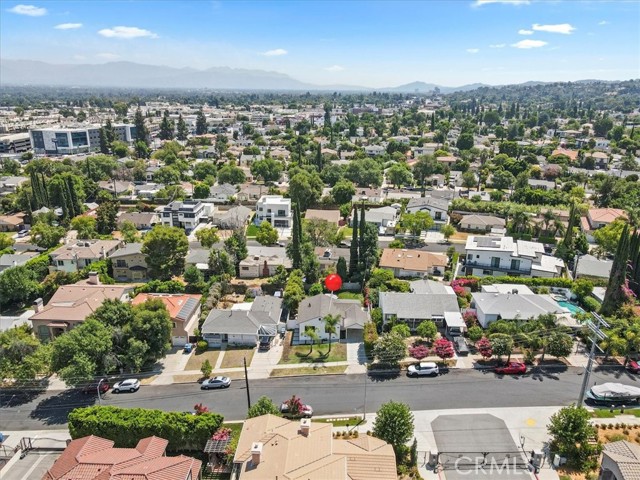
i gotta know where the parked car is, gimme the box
[627,360,640,374]
[201,376,231,390]
[280,402,313,418]
[494,362,527,375]
[183,343,194,353]
[112,378,141,393]
[17,229,29,238]
[407,362,440,377]
[81,378,109,394]
[454,337,469,356]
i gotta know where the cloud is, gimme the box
[598,20,610,25]
[325,65,344,72]
[262,48,287,57]
[98,26,158,39]
[466,48,480,53]
[8,4,47,16]
[489,43,506,48]
[472,0,529,6]
[518,29,533,35]
[55,23,82,30]
[73,54,86,61]
[511,39,548,49]
[96,52,121,60]
[532,23,576,34]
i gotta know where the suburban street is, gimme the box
[2,366,638,431]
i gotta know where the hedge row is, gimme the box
[477,276,575,288]
[68,406,224,451]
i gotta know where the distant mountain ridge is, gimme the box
[0,58,618,92]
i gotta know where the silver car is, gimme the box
[201,376,231,390]
[112,378,141,393]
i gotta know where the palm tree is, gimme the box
[304,325,319,355]
[541,210,557,236]
[509,211,532,234]
[552,219,566,238]
[322,314,340,353]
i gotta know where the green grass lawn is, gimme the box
[279,342,347,364]
[337,292,363,301]
[591,408,640,418]
[341,227,353,237]
[246,224,259,237]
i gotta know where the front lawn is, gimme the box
[246,224,259,237]
[220,348,255,369]
[270,365,347,377]
[279,342,347,364]
[337,292,363,302]
[185,350,220,371]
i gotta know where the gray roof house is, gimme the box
[379,290,460,330]
[470,292,564,328]
[406,196,450,225]
[209,183,237,202]
[0,252,38,273]
[201,296,283,348]
[211,205,252,229]
[296,294,370,343]
[575,254,613,280]
[600,440,640,480]
[458,214,506,232]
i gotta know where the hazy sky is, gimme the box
[1,0,639,87]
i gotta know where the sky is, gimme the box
[1,0,639,88]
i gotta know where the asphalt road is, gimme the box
[2,366,638,431]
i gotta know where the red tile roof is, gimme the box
[42,435,201,480]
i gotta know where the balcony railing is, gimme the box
[463,260,531,275]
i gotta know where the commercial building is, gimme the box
[0,133,31,153]
[30,124,135,155]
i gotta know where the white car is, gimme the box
[112,378,141,393]
[407,362,439,377]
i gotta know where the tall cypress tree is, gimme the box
[359,205,366,271]
[159,110,175,140]
[176,114,188,141]
[315,143,323,171]
[98,127,110,154]
[134,108,149,145]
[195,109,207,135]
[628,229,640,297]
[602,223,630,315]
[349,206,359,277]
[289,203,303,269]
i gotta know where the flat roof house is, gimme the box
[232,414,396,480]
[254,195,292,228]
[159,200,210,233]
[379,248,448,278]
[470,291,564,328]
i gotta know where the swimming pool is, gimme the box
[556,300,585,315]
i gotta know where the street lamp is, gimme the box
[97,378,105,406]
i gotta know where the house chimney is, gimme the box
[33,298,44,313]
[251,442,263,465]
[87,271,100,285]
[300,418,311,437]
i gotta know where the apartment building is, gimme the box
[159,200,210,232]
[254,195,292,228]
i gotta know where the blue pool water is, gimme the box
[557,300,585,315]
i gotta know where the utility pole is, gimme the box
[244,357,251,411]
[577,312,609,406]
[363,372,368,422]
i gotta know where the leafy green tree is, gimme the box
[593,218,627,256]
[193,161,217,181]
[462,171,477,190]
[256,221,279,246]
[30,222,66,249]
[456,132,474,151]
[391,323,411,338]
[96,201,119,235]
[373,332,407,367]
[0,265,41,308]
[602,223,631,315]
[71,216,98,239]
[142,225,189,280]
[217,164,246,185]
[344,158,383,187]
[247,396,281,418]
[195,109,208,135]
[176,114,189,141]
[490,334,514,362]
[0,232,15,251]
[303,218,339,247]
[195,227,220,248]
[491,169,516,190]
[546,332,573,359]
[548,405,601,471]
[468,325,483,343]
[251,158,282,183]
[119,220,139,243]
[401,211,434,236]
[158,110,175,140]
[288,204,303,269]
[322,314,340,352]
[208,249,234,277]
[440,224,455,242]
[0,325,50,380]
[331,179,356,205]
[289,170,323,211]
[416,321,437,342]
[572,279,594,301]
[336,256,348,280]
[224,230,248,276]
[129,299,172,365]
[134,108,149,145]
[284,269,305,314]
[373,401,414,458]
[387,163,413,188]
[304,325,319,354]
[201,359,213,378]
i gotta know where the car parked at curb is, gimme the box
[494,362,526,375]
[407,362,440,377]
[201,376,231,390]
[627,360,640,374]
[112,378,141,393]
[81,378,109,394]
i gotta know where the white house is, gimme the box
[464,236,563,278]
[364,145,385,157]
[254,195,292,228]
[470,291,564,328]
[406,196,450,226]
[49,239,121,274]
[159,200,210,233]
[296,294,369,343]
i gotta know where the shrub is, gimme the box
[196,340,209,353]
[363,322,378,356]
[581,296,601,313]
[391,324,411,338]
[408,344,431,360]
[68,405,223,451]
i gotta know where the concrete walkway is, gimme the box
[150,347,193,386]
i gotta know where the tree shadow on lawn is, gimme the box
[29,390,97,425]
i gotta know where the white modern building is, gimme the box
[159,200,210,233]
[30,124,136,155]
[464,236,564,278]
[254,195,292,228]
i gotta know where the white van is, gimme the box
[407,362,439,377]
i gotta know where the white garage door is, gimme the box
[173,336,187,347]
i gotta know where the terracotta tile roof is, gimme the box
[131,293,201,322]
[588,208,626,224]
[379,248,448,272]
[42,435,201,480]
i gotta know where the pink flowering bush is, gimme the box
[476,337,493,359]
[463,311,478,327]
[212,427,232,441]
[433,338,455,360]
[408,344,431,360]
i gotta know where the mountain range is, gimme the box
[0,59,497,93]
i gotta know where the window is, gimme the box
[482,269,492,275]
[242,266,249,270]
[57,260,64,266]
[467,254,473,261]
[491,257,500,268]
[116,260,126,268]
[172,322,176,328]
[435,211,442,220]
[510,259,521,271]
[277,210,286,216]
